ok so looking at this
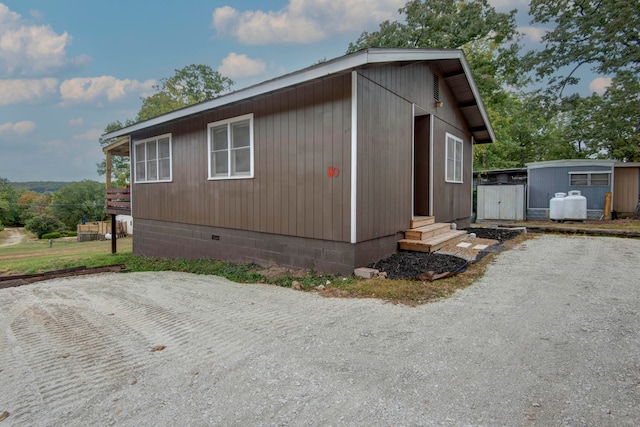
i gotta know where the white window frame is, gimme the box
[134,133,172,183]
[569,171,611,186]
[207,113,254,180]
[445,133,463,183]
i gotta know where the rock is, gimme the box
[316,285,325,290]
[291,280,303,290]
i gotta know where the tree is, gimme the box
[97,65,234,181]
[17,191,51,225]
[48,181,106,230]
[347,0,524,92]
[526,0,640,94]
[0,178,21,227]
[25,213,65,239]
[526,0,640,161]
[136,64,234,122]
[561,73,640,161]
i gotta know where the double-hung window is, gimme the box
[134,134,172,183]
[445,133,463,183]
[208,113,254,179]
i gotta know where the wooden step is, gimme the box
[398,230,467,253]
[404,223,451,240]
[410,216,435,228]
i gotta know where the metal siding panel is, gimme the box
[614,168,639,212]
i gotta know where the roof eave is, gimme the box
[102,48,494,142]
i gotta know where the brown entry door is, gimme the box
[414,115,431,216]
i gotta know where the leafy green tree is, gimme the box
[525,0,639,162]
[347,0,524,92]
[17,191,51,225]
[526,0,640,94]
[561,73,640,162]
[98,65,234,181]
[136,64,234,122]
[25,213,65,239]
[48,181,106,230]
[0,178,21,227]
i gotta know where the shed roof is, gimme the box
[102,48,495,144]
[526,159,640,170]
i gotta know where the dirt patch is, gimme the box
[259,265,309,281]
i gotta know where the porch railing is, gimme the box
[106,188,131,215]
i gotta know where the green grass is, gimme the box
[0,229,532,305]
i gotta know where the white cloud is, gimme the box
[488,0,528,11]
[0,120,36,135]
[212,0,405,45]
[73,128,103,141]
[69,117,84,127]
[589,77,612,95]
[519,26,546,43]
[59,76,156,105]
[218,53,267,79]
[0,78,58,105]
[0,3,88,76]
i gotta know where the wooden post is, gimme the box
[111,214,117,253]
[603,192,612,220]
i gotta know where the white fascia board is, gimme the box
[103,51,370,140]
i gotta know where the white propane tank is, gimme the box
[564,190,587,220]
[550,192,566,221]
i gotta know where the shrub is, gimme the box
[25,213,66,239]
[42,232,62,239]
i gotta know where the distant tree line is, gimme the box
[0,178,106,238]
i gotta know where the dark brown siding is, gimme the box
[356,72,413,242]
[131,74,352,242]
[361,62,475,227]
[431,116,473,225]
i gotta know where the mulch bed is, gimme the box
[368,227,524,280]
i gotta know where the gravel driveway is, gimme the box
[1,234,639,426]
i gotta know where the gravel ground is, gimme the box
[1,234,639,426]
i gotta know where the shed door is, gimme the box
[477,185,525,220]
[613,168,639,213]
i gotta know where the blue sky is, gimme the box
[0,0,606,183]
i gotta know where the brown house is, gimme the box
[102,48,495,275]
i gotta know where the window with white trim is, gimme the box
[445,133,463,183]
[134,134,172,183]
[570,172,610,186]
[208,113,254,179]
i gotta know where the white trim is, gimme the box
[350,71,358,244]
[133,133,172,184]
[429,114,434,216]
[102,48,493,143]
[411,104,416,218]
[445,132,463,183]
[207,113,254,180]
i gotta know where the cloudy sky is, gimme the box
[0,0,603,182]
